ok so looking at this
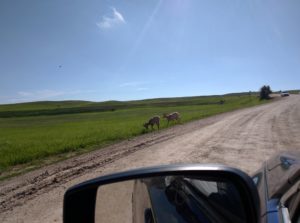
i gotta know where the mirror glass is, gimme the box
[95,175,247,223]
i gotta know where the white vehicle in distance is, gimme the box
[281,92,290,97]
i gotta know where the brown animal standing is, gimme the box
[143,116,160,130]
[163,112,180,125]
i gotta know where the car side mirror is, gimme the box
[63,164,260,223]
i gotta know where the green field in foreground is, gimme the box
[0,94,270,177]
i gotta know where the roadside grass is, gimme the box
[0,94,270,179]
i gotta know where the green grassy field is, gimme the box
[0,94,270,178]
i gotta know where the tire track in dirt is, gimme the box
[0,133,177,213]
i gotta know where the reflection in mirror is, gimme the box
[95,175,247,223]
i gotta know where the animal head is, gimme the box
[143,123,149,129]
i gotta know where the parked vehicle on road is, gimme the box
[281,92,290,97]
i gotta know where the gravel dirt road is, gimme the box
[1,95,300,223]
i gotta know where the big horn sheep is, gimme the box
[143,116,160,130]
[163,112,180,125]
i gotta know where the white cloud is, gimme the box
[119,82,152,92]
[119,82,144,87]
[136,87,148,91]
[18,91,34,97]
[0,90,100,104]
[97,7,126,29]
[16,90,65,101]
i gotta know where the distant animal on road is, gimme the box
[163,112,180,125]
[143,116,160,130]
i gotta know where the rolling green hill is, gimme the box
[0,92,272,179]
[0,93,258,118]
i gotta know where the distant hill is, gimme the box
[0,90,297,118]
[0,100,93,112]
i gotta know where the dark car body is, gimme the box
[133,176,248,223]
[133,152,300,223]
[252,151,300,223]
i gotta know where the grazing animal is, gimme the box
[163,112,180,125]
[143,116,160,130]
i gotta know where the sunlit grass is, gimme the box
[0,95,269,174]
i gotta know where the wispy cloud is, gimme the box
[18,91,34,97]
[0,90,98,104]
[136,87,149,91]
[119,82,144,87]
[117,0,162,72]
[119,82,149,92]
[17,90,65,99]
[97,7,126,29]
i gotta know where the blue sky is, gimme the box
[0,0,299,104]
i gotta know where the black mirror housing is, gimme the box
[64,164,260,223]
